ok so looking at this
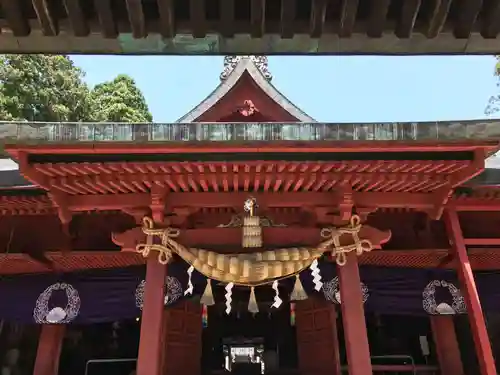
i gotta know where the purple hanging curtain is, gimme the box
[0,260,497,324]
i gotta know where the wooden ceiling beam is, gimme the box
[32,0,58,36]
[251,0,266,38]
[117,227,325,250]
[309,0,327,38]
[367,0,391,38]
[68,193,151,211]
[0,0,30,36]
[93,0,117,38]
[396,0,421,38]
[64,191,436,211]
[220,0,235,37]
[481,0,500,38]
[14,191,500,216]
[115,222,391,250]
[4,248,500,276]
[125,0,146,38]
[280,0,295,38]
[448,198,500,212]
[157,0,174,38]
[425,0,452,38]
[190,0,206,38]
[63,0,89,37]
[454,0,482,39]
[339,0,358,38]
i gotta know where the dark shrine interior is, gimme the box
[201,301,298,375]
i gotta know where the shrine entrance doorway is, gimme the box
[197,297,342,375]
[201,300,297,375]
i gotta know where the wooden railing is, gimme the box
[0,119,499,144]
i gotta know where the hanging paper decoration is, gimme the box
[309,259,323,291]
[225,282,234,314]
[200,279,215,306]
[184,265,195,296]
[248,287,259,314]
[290,303,296,326]
[290,274,308,301]
[202,305,208,328]
[271,280,282,308]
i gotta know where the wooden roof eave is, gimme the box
[5,139,500,158]
[176,57,316,123]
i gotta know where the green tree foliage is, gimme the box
[89,74,152,122]
[0,55,91,121]
[0,55,153,123]
[485,55,500,116]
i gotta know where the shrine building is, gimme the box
[1,56,500,375]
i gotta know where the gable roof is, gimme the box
[177,56,316,123]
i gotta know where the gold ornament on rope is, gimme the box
[242,197,262,248]
[319,215,373,266]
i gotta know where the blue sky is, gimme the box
[70,55,500,123]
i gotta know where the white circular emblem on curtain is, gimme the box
[135,276,183,310]
[322,276,369,304]
[33,283,81,324]
[422,280,466,315]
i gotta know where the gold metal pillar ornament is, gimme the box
[242,197,262,248]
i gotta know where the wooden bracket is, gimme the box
[47,192,72,226]
[427,185,453,220]
[150,186,168,224]
[47,192,73,253]
[122,207,150,225]
[337,188,354,223]
[355,206,378,223]
[17,152,50,189]
[170,206,199,227]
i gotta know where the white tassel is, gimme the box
[271,280,282,308]
[310,259,323,291]
[290,274,308,301]
[184,265,195,296]
[248,287,259,314]
[200,279,215,306]
[225,282,234,314]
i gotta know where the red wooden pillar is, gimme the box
[33,325,65,375]
[137,194,168,375]
[338,252,372,375]
[331,306,342,375]
[430,315,464,375]
[443,209,497,375]
[136,257,167,375]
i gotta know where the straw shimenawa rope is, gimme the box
[136,215,373,286]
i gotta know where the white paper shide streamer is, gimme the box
[225,282,234,314]
[184,265,195,296]
[310,259,323,291]
[271,280,282,308]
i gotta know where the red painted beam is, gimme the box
[464,238,500,246]
[114,225,390,252]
